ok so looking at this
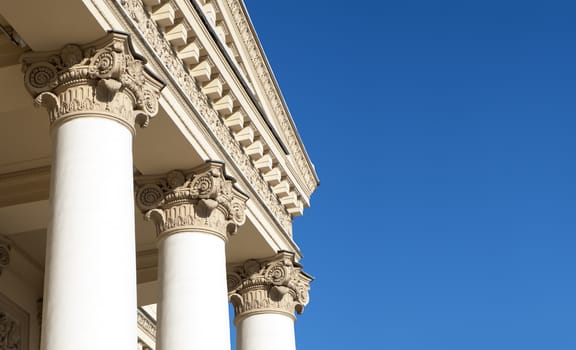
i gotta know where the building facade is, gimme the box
[0,1,318,350]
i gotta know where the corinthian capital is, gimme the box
[135,162,248,240]
[21,32,164,133]
[0,236,11,276]
[227,251,313,321]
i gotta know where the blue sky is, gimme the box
[243,1,576,349]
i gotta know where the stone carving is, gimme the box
[21,32,164,134]
[0,294,27,350]
[227,251,312,320]
[0,312,20,350]
[0,237,10,276]
[138,339,153,350]
[135,162,248,240]
[223,0,317,194]
[137,308,156,338]
[116,0,294,235]
[137,308,156,350]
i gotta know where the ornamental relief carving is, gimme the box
[21,32,163,133]
[116,0,294,235]
[0,312,19,350]
[137,308,156,339]
[223,0,317,193]
[227,252,312,319]
[0,294,28,350]
[135,162,248,239]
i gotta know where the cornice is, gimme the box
[199,0,311,212]
[220,0,320,193]
[189,0,319,204]
[114,0,300,234]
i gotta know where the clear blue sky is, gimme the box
[244,1,576,349]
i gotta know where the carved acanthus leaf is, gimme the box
[116,0,293,235]
[0,311,20,350]
[21,32,163,133]
[223,0,317,194]
[135,162,248,240]
[227,251,312,320]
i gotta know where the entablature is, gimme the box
[0,0,317,239]
[114,0,317,235]
[216,0,320,195]
[193,0,320,198]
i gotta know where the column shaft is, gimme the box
[228,252,312,350]
[135,163,248,350]
[43,117,136,350]
[157,232,230,350]
[22,32,163,350]
[237,313,296,350]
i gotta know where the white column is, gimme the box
[158,233,229,350]
[237,313,296,350]
[44,116,136,350]
[22,33,163,350]
[135,163,248,350]
[228,252,313,350]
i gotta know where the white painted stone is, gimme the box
[151,3,175,27]
[42,117,137,350]
[235,126,254,146]
[224,111,245,131]
[253,154,273,172]
[287,200,304,216]
[166,23,188,47]
[272,181,290,197]
[213,94,235,115]
[263,168,282,186]
[178,40,201,65]
[156,232,230,350]
[202,77,224,99]
[236,313,296,350]
[189,60,213,82]
[244,140,264,159]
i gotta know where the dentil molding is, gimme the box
[115,0,301,234]
[227,251,312,322]
[137,308,156,339]
[222,0,317,193]
[135,161,248,241]
[21,32,164,134]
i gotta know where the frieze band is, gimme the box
[137,308,156,339]
[223,0,317,193]
[116,0,296,235]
